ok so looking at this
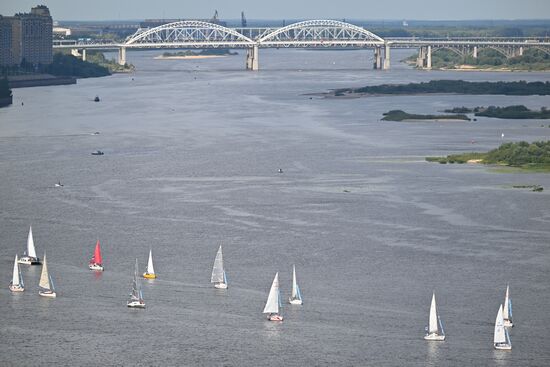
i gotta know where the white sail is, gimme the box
[27,226,37,258]
[494,304,506,344]
[211,245,224,283]
[291,265,298,298]
[263,272,280,314]
[146,249,155,274]
[12,255,21,286]
[39,253,51,290]
[429,292,439,334]
[131,259,142,301]
[503,285,511,321]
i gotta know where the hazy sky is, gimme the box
[1,0,549,21]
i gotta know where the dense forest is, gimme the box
[412,48,550,71]
[381,110,469,121]
[427,141,550,168]
[46,53,110,78]
[444,105,550,119]
[340,80,550,96]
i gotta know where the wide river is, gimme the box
[1,49,549,366]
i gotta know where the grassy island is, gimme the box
[409,48,550,71]
[426,141,550,171]
[334,80,550,97]
[382,110,470,121]
[86,51,135,73]
[443,105,550,119]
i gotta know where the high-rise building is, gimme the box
[0,16,17,66]
[0,5,53,67]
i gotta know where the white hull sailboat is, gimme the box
[18,226,41,265]
[288,265,303,305]
[494,304,512,350]
[38,253,56,298]
[211,245,228,289]
[9,255,25,292]
[503,285,513,328]
[263,272,283,321]
[143,249,157,279]
[424,292,445,341]
[128,259,145,308]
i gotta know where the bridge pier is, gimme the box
[373,46,383,69]
[416,46,432,70]
[82,49,87,61]
[426,46,432,69]
[472,46,478,59]
[246,45,259,71]
[118,47,127,66]
[517,46,524,56]
[383,43,391,70]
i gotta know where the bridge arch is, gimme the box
[432,46,467,58]
[125,20,255,46]
[257,20,385,47]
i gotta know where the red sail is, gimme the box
[93,240,102,265]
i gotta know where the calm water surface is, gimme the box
[1,49,549,366]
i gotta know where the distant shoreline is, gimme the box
[8,74,76,89]
[154,55,228,60]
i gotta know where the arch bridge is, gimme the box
[53,20,550,71]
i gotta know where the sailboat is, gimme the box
[18,226,41,265]
[263,272,283,321]
[211,245,227,289]
[9,255,25,292]
[127,259,145,308]
[288,265,303,305]
[88,240,104,271]
[503,285,513,327]
[38,253,56,298]
[143,249,156,279]
[494,304,512,350]
[424,292,445,341]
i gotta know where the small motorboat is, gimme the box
[278,168,283,173]
[54,181,63,188]
[94,96,100,102]
[91,150,104,156]
[91,132,100,135]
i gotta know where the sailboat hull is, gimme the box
[268,314,283,321]
[424,333,445,341]
[127,300,145,308]
[143,273,156,279]
[88,263,104,271]
[39,290,56,298]
[289,298,302,305]
[9,284,24,292]
[214,282,227,289]
[494,343,512,350]
[18,256,41,265]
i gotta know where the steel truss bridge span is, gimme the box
[53,19,550,71]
